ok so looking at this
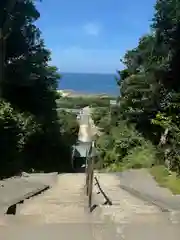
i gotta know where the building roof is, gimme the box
[72,141,98,158]
[72,142,91,158]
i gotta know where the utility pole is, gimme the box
[0,0,17,97]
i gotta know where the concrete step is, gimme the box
[0,222,121,240]
[0,214,43,226]
[0,207,104,225]
[94,174,159,212]
[98,205,180,225]
[16,173,101,224]
[19,203,97,221]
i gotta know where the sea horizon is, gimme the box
[58,72,119,96]
[61,71,116,75]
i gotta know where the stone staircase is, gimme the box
[14,173,102,224]
[0,173,180,240]
[94,173,161,223]
[0,173,120,239]
[94,173,180,228]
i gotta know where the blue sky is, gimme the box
[36,0,156,74]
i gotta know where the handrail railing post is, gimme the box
[84,139,96,211]
[86,156,90,196]
[88,156,94,210]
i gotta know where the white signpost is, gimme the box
[110,100,117,106]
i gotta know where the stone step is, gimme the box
[0,222,121,240]
[0,210,104,226]
[98,205,180,225]
[94,174,160,211]
[0,214,43,226]
[20,203,88,215]
[17,195,88,205]
[23,196,87,202]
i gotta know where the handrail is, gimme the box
[85,139,113,212]
[86,156,113,211]
[94,176,112,206]
[85,156,94,211]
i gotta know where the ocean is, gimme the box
[58,73,119,96]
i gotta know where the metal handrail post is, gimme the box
[88,156,94,210]
[86,156,90,196]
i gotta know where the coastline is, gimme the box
[57,89,116,98]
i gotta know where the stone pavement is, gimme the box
[80,106,101,136]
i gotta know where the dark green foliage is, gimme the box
[58,110,79,146]
[56,96,114,109]
[91,107,109,126]
[93,0,180,174]
[0,0,75,177]
[0,100,38,177]
[116,0,180,173]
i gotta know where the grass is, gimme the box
[150,165,180,195]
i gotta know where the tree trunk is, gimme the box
[159,128,169,146]
[159,128,170,169]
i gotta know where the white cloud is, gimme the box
[83,22,101,36]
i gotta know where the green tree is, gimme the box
[0,0,74,176]
[116,0,180,173]
[58,110,79,146]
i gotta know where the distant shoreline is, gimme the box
[57,89,117,98]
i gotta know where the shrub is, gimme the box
[111,122,145,160]
[0,100,38,177]
[122,142,157,169]
[105,162,124,172]
[98,115,111,133]
[91,107,109,126]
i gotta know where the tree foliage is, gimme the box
[0,0,74,177]
[116,0,180,173]
[93,0,180,174]
[58,110,79,146]
[56,96,114,109]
